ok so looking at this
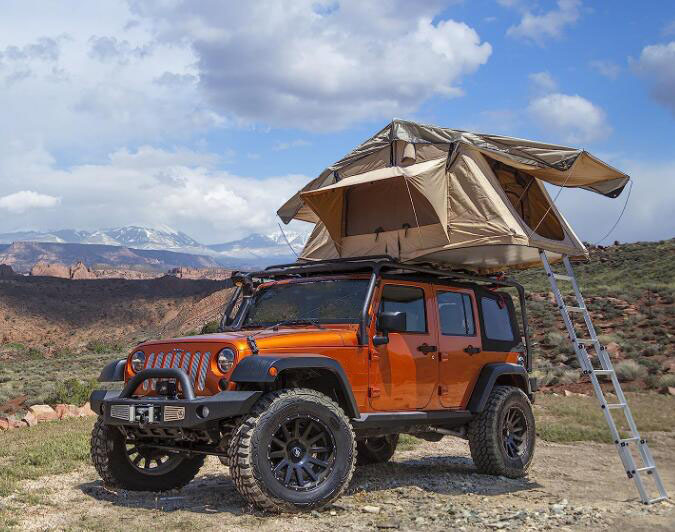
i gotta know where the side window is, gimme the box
[437,291,475,336]
[481,297,515,341]
[380,285,427,333]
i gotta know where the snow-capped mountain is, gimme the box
[0,225,204,251]
[0,225,309,268]
[207,230,307,259]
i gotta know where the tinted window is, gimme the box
[437,292,475,336]
[481,297,514,341]
[243,279,369,327]
[380,285,427,333]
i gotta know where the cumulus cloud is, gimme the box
[529,71,558,93]
[0,143,307,242]
[589,60,621,80]
[505,0,581,45]
[132,0,492,130]
[273,140,311,151]
[527,93,611,144]
[631,41,675,116]
[0,191,60,213]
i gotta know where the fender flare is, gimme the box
[230,355,359,418]
[98,358,126,382]
[467,363,531,414]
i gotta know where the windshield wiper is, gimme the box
[271,319,323,330]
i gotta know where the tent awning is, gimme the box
[279,119,630,224]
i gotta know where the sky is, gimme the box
[0,0,674,245]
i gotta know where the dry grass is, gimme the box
[534,392,675,443]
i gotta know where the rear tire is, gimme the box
[228,388,356,513]
[90,416,204,491]
[356,434,399,465]
[467,386,535,478]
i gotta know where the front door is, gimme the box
[369,282,438,411]
[433,287,483,408]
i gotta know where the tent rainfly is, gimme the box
[278,120,630,273]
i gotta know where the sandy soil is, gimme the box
[7,433,674,531]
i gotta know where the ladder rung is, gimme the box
[619,437,639,444]
[606,403,626,409]
[566,306,586,312]
[577,339,598,345]
[594,369,614,375]
[554,273,573,281]
[635,466,656,473]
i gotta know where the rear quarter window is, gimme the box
[480,297,515,341]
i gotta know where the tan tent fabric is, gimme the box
[280,120,629,272]
[301,158,449,244]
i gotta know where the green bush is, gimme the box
[656,374,675,389]
[48,378,98,406]
[614,360,648,382]
[200,320,220,334]
[85,340,124,354]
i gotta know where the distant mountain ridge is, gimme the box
[0,225,308,271]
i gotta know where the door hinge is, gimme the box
[440,352,449,362]
[369,351,379,361]
[438,385,449,396]
[368,386,381,398]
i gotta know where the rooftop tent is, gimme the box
[278,120,630,273]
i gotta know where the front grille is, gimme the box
[110,404,132,421]
[163,405,186,422]
[141,350,212,392]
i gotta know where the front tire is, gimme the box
[467,386,535,478]
[356,434,399,465]
[90,417,204,491]
[228,388,356,513]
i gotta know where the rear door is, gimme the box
[433,287,482,408]
[435,287,521,409]
[369,282,438,411]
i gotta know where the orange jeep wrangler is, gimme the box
[90,256,537,512]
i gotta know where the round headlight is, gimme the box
[217,348,236,373]
[131,351,145,372]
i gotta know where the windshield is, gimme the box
[242,279,369,327]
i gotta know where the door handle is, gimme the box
[464,345,481,355]
[417,343,437,354]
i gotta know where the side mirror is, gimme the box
[377,311,407,333]
[373,312,406,346]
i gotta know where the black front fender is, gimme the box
[467,363,531,414]
[98,358,126,382]
[231,355,359,418]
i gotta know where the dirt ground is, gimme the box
[6,432,674,531]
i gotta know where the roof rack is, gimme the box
[254,255,506,286]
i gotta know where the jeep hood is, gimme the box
[138,327,358,352]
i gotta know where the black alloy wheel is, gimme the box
[125,442,184,476]
[267,416,336,491]
[501,405,528,459]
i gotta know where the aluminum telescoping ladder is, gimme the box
[540,251,668,505]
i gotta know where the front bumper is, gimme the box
[90,368,262,429]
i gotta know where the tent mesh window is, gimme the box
[488,159,565,241]
[344,176,438,237]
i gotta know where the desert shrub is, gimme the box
[656,374,675,389]
[200,320,220,334]
[25,347,44,359]
[85,340,123,354]
[49,378,98,406]
[542,331,563,346]
[614,360,647,382]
